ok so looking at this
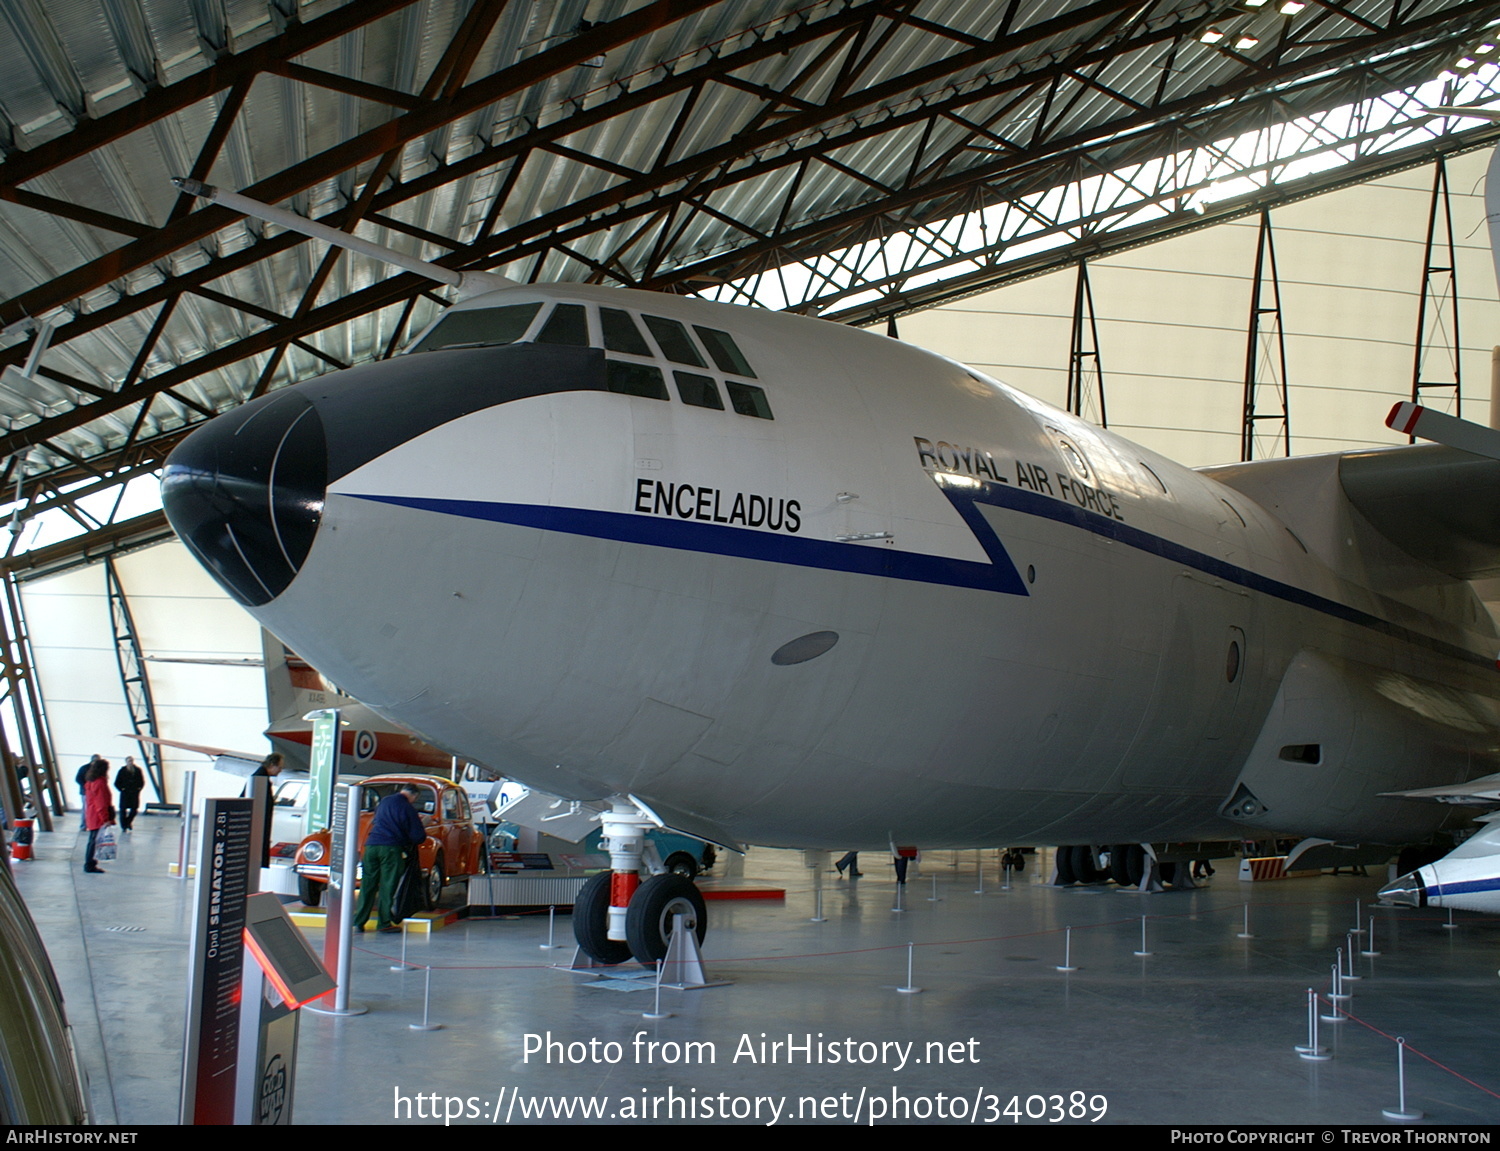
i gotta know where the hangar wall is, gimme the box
[902,149,1500,467]
[20,542,268,808]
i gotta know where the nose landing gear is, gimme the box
[571,800,709,966]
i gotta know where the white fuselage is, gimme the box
[1382,817,1500,913]
[165,283,1500,851]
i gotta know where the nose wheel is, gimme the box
[625,873,706,966]
[572,871,633,964]
[573,870,709,966]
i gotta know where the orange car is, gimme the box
[293,774,483,909]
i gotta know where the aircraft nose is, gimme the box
[1378,870,1426,908]
[161,389,327,607]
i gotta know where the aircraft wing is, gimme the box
[1336,441,1500,579]
[1382,774,1500,807]
[122,733,265,776]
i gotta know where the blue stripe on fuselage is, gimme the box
[348,492,1029,596]
[958,479,1488,667]
[347,479,1492,670]
[1432,876,1500,897]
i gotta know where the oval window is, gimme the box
[771,631,839,666]
[1226,640,1241,683]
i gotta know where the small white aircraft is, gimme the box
[1379,692,1500,915]
[1379,816,1500,914]
[160,156,1500,963]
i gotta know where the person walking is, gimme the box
[114,757,145,833]
[76,754,101,830]
[82,761,114,875]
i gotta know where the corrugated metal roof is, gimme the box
[0,0,1493,559]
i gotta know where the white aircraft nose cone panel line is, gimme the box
[1380,816,1500,914]
[161,386,325,606]
[1380,863,1500,913]
[162,283,1500,851]
[161,342,610,606]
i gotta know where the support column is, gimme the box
[1410,156,1462,429]
[1241,209,1290,461]
[0,570,59,827]
[1066,261,1107,427]
[104,557,167,804]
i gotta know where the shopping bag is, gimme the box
[94,826,117,862]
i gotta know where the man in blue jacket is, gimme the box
[355,784,428,934]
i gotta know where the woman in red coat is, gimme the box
[82,760,113,874]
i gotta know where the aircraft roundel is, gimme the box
[353,730,378,762]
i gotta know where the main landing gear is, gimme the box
[572,801,707,967]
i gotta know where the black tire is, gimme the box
[1053,846,1077,885]
[297,877,324,907]
[1125,844,1146,887]
[1070,845,1101,884]
[625,873,707,966]
[1108,845,1132,886]
[663,851,699,879]
[423,851,446,911]
[572,872,632,965]
[1158,860,1178,885]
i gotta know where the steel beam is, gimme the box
[0,0,726,328]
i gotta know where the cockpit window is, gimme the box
[642,316,707,367]
[407,299,771,418]
[601,308,652,355]
[411,303,541,352]
[694,326,756,378]
[537,303,589,346]
[607,361,669,400]
[726,381,773,420]
[674,371,724,410]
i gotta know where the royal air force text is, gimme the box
[914,437,1123,522]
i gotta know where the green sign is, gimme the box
[306,709,340,834]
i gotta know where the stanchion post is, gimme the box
[176,770,196,883]
[1296,987,1330,1060]
[1320,965,1343,1022]
[391,922,411,972]
[541,905,564,950]
[897,941,922,994]
[1056,926,1078,972]
[1237,902,1253,939]
[409,966,442,1031]
[642,960,671,1020]
[1133,914,1151,957]
[1380,1038,1424,1122]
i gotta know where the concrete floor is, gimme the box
[12,812,1500,1126]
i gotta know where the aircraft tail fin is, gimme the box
[1385,402,1500,459]
[261,629,297,727]
[261,628,337,725]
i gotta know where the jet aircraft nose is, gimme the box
[162,342,610,607]
[162,389,327,607]
[1378,871,1426,908]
